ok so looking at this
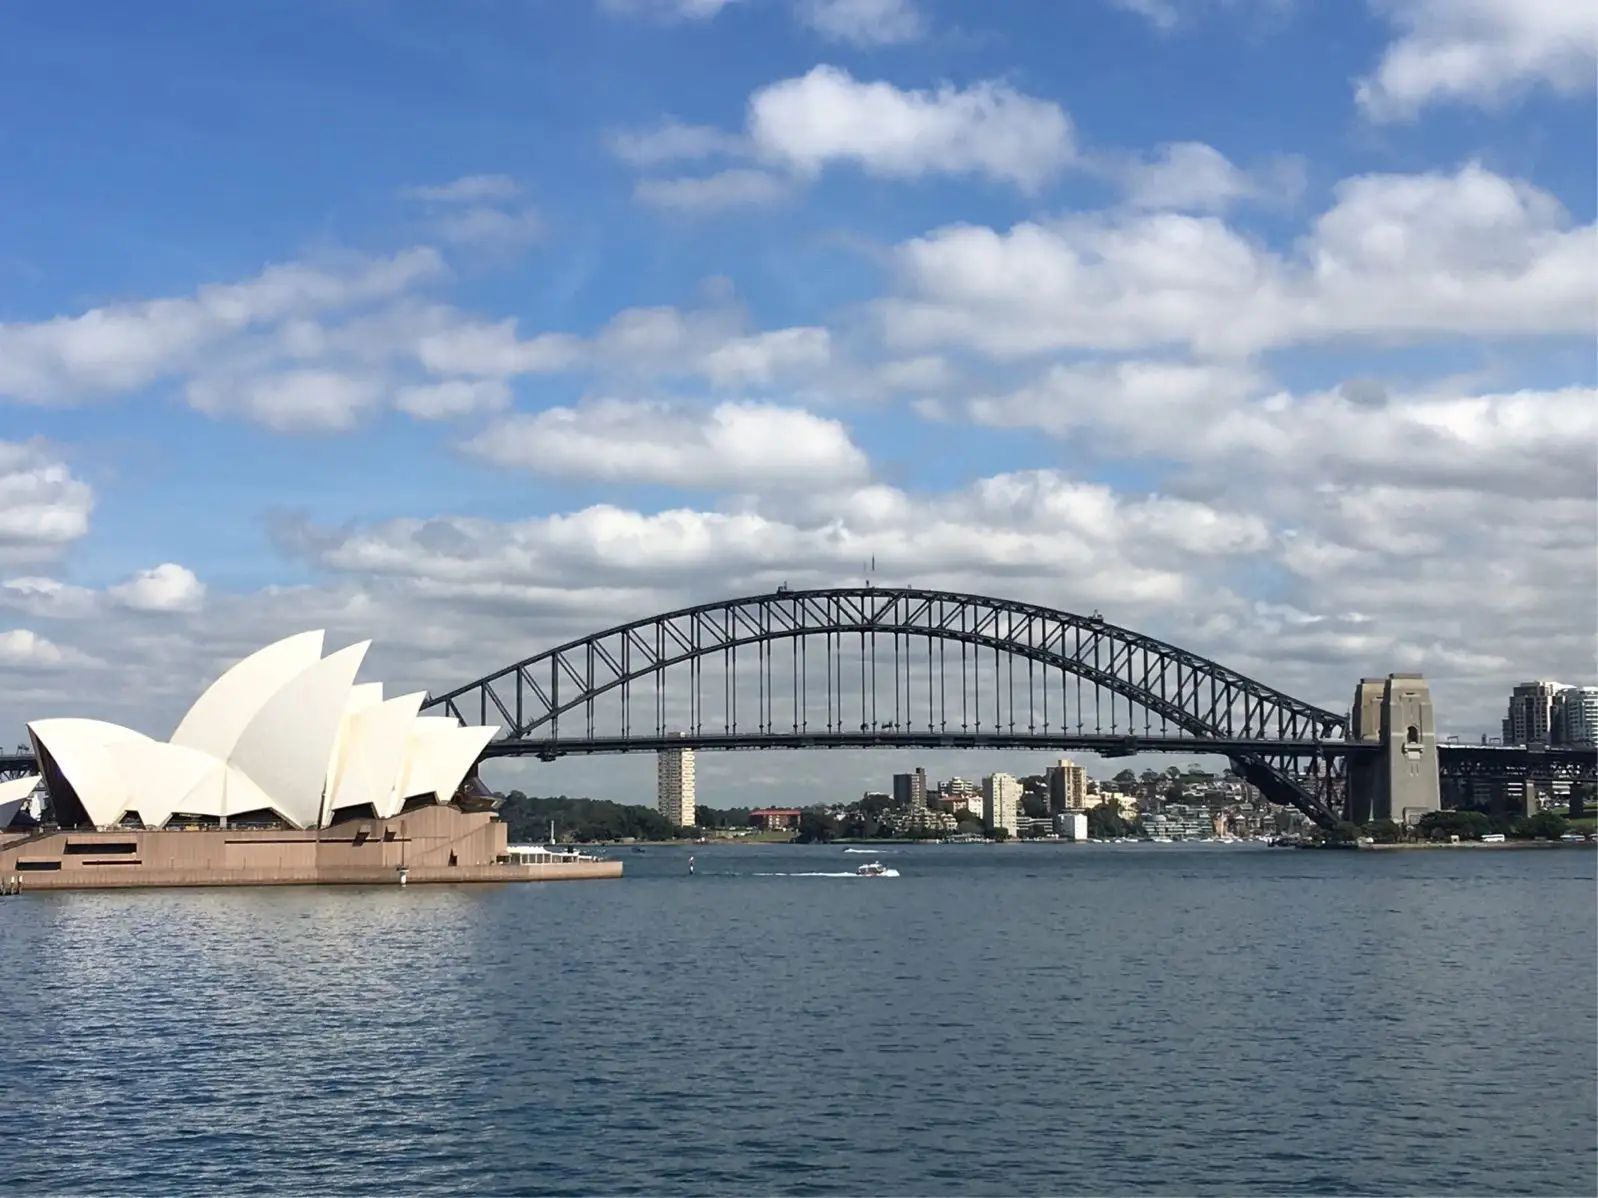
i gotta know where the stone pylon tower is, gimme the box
[1345,673,1441,825]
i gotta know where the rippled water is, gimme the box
[3,843,1594,1196]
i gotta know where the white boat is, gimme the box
[856,860,890,877]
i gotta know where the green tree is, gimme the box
[796,810,839,843]
[1113,769,1137,787]
[1512,810,1569,840]
[990,827,1011,842]
[1417,810,1491,841]
[1319,820,1363,844]
[1366,818,1403,844]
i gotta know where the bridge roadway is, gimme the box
[2,740,1593,774]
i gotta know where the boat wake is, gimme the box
[753,870,901,879]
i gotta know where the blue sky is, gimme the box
[2,0,1594,801]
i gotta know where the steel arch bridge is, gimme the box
[422,587,1352,827]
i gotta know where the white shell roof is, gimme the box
[27,634,496,830]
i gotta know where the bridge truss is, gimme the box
[423,587,1352,826]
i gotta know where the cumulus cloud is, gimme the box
[0,249,443,405]
[1111,142,1306,212]
[186,369,385,432]
[0,441,94,564]
[748,67,1075,190]
[464,400,870,489]
[1357,0,1598,120]
[109,564,207,613]
[395,379,513,420]
[611,66,1076,197]
[0,627,97,670]
[401,174,541,249]
[879,161,1596,358]
[796,0,924,45]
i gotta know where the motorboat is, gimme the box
[856,860,889,877]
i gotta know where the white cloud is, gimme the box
[0,441,94,563]
[432,206,543,249]
[0,576,97,619]
[879,161,1596,358]
[109,563,207,613]
[0,249,443,405]
[401,174,521,203]
[597,0,741,19]
[0,632,79,670]
[1358,0,1598,120]
[607,120,746,167]
[1108,0,1297,32]
[748,66,1075,191]
[634,169,789,212]
[464,400,870,489]
[413,320,582,378]
[796,0,924,46]
[611,67,1075,198]
[1109,0,1182,28]
[186,369,385,433]
[953,368,1598,502]
[1112,142,1305,211]
[395,379,513,420]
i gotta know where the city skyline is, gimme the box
[2,0,1594,809]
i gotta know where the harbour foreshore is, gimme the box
[0,804,622,891]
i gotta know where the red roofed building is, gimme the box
[750,808,802,831]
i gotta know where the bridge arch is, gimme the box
[423,588,1347,824]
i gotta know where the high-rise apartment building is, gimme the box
[982,772,1021,838]
[656,738,696,828]
[1503,681,1562,745]
[1553,686,1598,747]
[893,767,928,809]
[1047,758,1088,812]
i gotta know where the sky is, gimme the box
[2,0,1594,806]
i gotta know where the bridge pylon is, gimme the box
[1345,674,1441,825]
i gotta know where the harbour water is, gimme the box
[3,842,1594,1196]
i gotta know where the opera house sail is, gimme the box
[26,630,499,831]
[3,631,623,888]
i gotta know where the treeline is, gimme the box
[499,792,683,843]
[1318,809,1579,844]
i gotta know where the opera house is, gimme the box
[0,631,621,889]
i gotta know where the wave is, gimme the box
[752,870,901,879]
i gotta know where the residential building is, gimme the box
[656,737,696,828]
[1503,681,1562,745]
[893,766,928,809]
[1047,758,1088,812]
[1553,686,1598,746]
[750,808,801,831]
[1056,811,1088,841]
[982,771,1021,838]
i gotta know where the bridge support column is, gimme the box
[1378,674,1440,824]
[1347,673,1441,825]
[1345,678,1385,824]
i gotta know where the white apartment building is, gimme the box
[982,771,1021,838]
[656,740,697,828]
